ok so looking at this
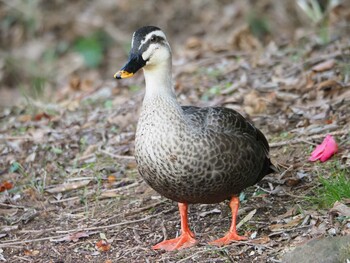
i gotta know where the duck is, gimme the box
[114,26,276,251]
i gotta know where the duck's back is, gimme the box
[135,103,274,204]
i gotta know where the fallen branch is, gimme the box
[99,149,135,160]
[270,130,349,148]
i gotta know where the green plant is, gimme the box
[297,0,324,24]
[309,165,350,208]
[74,31,111,68]
[247,11,270,39]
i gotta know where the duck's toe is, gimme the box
[152,232,197,251]
[209,232,247,247]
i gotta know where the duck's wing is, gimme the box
[182,106,276,180]
[182,106,267,148]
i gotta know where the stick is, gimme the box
[270,130,349,148]
[0,212,163,247]
[98,149,135,160]
[55,212,163,234]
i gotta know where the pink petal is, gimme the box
[309,135,338,162]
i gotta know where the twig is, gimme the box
[270,130,349,148]
[284,51,344,77]
[0,235,67,247]
[124,199,168,216]
[98,149,135,160]
[0,203,26,209]
[55,212,163,234]
[0,212,163,247]
[0,136,33,141]
[177,241,273,263]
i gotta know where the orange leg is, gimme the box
[152,203,198,251]
[209,196,247,246]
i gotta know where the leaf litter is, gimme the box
[0,1,350,262]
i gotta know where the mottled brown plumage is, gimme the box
[135,98,274,204]
[114,26,275,250]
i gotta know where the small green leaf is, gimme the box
[9,162,21,173]
[104,100,113,109]
[74,34,103,68]
[99,232,107,240]
[239,192,246,202]
[51,147,63,155]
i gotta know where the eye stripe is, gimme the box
[138,30,167,50]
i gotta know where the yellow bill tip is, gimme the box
[114,70,134,79]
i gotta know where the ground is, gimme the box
[1,1,350,262]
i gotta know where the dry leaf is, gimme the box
[69,75,81,91]
[237,209,257,229]
[100,190,120,199]
[269,214,304,231]
[18,115,32,122]
[230,24,262,51]
[0,208,18,218]
[185,36,202,49]
[107,175,116,184]
[250,235,271,244]
[312,59,335,72]
[33,112,52,121]
[243,90,267,115]
[96,240,111,252]
[330,201,350,217]
[273,207,298,221]
[199,208,221,217]
[24,249,40,256]
[45,180,91,194]
[0,181,13,192]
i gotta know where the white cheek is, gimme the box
[142,45,156,61]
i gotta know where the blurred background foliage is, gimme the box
[0,0,349,106]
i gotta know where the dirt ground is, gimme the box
[1,1,350,262]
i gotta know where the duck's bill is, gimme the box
[114,54,146,79]
[114,70,133,79]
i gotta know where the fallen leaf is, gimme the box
[312,59,335,72]
[0,208,18,217]
[24,249,40,256]
[69,75,81,91]
[285,178,301,187]
[269,214,304,231]
[243,90,267,115]
[272,206,298,222]
[309,135,338,162]
[96,240,111,252]
[250,235,271,244]
[45,180,91,194]
[100,190,120,199]
[330,201,350,217]
[230,24,262,51]
[237,209,257,229]
[33,112,52,121]
[185,36,202,49]
[17,115,32,122]
[107,175,116,184]
[199,208,221,217]
[0,181,13,192]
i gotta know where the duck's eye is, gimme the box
[150,35,157,42]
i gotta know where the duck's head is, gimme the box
[114,26,171,79]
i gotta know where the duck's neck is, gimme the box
[142,60,176,102]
